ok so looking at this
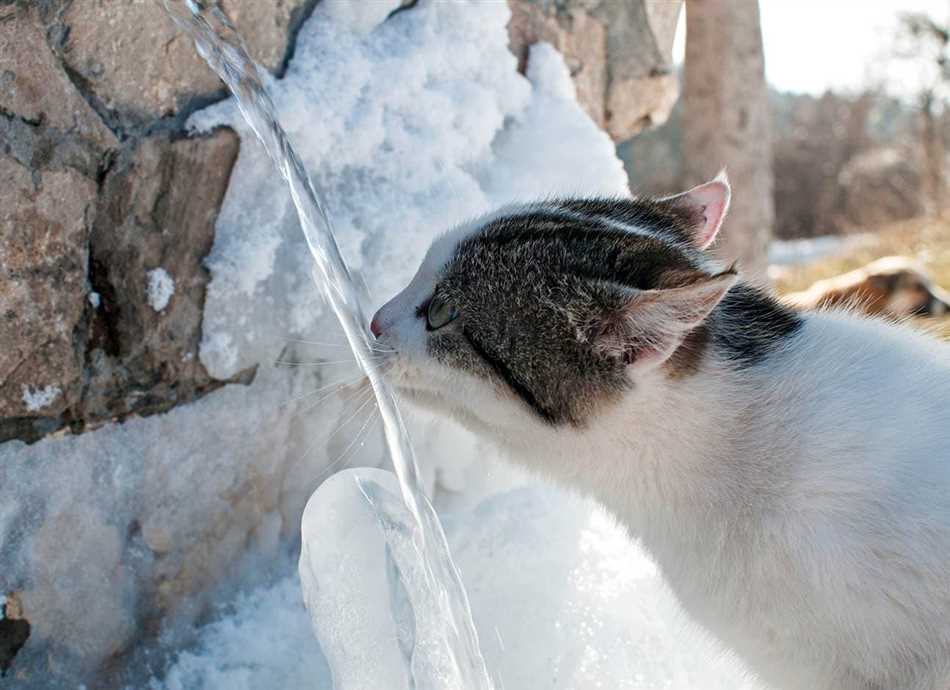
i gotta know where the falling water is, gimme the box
[160,2,494,689]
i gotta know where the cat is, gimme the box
[369,174,950,690]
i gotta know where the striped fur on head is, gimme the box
[374,180,801,428]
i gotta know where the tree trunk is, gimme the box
[681,0,773,283]
[920,90,945,213]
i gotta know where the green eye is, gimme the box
[426,296,459,330]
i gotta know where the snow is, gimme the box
[4,2,756,688]
[187,0,626,381]
[768,233,876,267]
[89,291,101,309]
[147,268,176,312]
[20,384,60,412]
[153,577,330,690]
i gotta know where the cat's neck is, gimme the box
[505,299,808,548]
[525,361,759,520]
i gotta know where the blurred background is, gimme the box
[624,0,950,325]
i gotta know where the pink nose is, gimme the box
[370,314,383,338]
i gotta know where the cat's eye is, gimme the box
[426,296,459,330]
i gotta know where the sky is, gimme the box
[673,0,950,95]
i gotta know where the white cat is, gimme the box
[370,175,950,690]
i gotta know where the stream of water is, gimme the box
[160,2,494,688]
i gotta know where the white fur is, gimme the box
[377,249,950,689]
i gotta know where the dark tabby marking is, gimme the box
[425,199,801,425]
[556,198,699,248]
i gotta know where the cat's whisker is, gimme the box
[323,387,380,444]
[314,408,380,483]
[287,362,393,419]
[291,385,378,468]
[274,357,387,368]
[282,377,364,415]
[282,336,395,354]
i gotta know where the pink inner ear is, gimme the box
[685,180,730,249]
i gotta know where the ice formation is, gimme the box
[165,472,758,690]
[147,267,176,312]
[20,384,61,412]
[4,1,758,687]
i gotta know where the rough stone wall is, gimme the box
[507,0,683,141]
[0,0,318,444]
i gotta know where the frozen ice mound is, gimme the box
[161,471,758,690]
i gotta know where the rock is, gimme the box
[56,0,318,132]
[83,128,242,423]
[0,157,96,422]
[0,127,241,440]
[0,9,117,151]
[507,0,682,140]
[0,592,31,677]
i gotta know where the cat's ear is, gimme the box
[590,269,738,370]
[659,170,731,249]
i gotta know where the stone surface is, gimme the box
[83,128,242,424]
[507,0,682,140]
[0,592,31,677]
[57,0,318,132]
[0,3,255,440]
[0,158,96,421]
[0,7,116,151]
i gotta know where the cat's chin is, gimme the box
[394,383,506,439]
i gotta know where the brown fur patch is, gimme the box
[784,256,950,318]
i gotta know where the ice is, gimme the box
[146,267,176,312]
[298,469,413,690]
[162,472,758,690]
[20,384,61,412]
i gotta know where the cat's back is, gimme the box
[708,310,950,689]
[764,309,950,499]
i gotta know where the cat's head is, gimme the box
[371,175,741,444]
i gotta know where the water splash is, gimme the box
[159,2,494,688]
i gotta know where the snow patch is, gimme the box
[153,577,330,690]
[88,291,101,309]
[21,385,61,412]
[147,268,176,312]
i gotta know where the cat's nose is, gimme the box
[370,313,383,338]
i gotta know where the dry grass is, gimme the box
[772,213,950,339]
